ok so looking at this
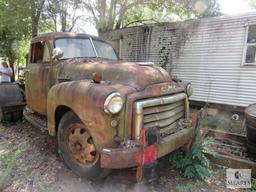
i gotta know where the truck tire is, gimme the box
[58,111,110,179]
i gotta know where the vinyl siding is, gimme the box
[172,13,256,107]
[101,12,256,107]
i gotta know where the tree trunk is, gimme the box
[61,11,67,32]
[31,0,45,37]
[32,18,39,37]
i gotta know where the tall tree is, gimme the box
[0,0,46,69]
[30,0,46,37]
[44,0,87,32]
[83,0,221,33]
[83,0,148,33]
[0,0,31,79]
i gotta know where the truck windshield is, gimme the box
[55,38,117,60]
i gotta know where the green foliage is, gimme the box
[0,0,31,67]
[148,0,222,19]
[169,129,216,180]
[250,178,256,191]
[176,180,206,192]
[242,178,256,192]
[0,0,223,66]
[206,115,230,130]
[85,0,222,33]
[246,0,256,8]
[16,38,30,67]
[0,144,27,190]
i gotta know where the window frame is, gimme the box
[54,37,97,59]
[42,43,51,63]
[53,37,118,60]
[242,24,256,66]
[92,39,118,60]
[30,41,51,64]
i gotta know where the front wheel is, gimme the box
[57,111,110,179]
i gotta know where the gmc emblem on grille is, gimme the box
[160,85,176,94]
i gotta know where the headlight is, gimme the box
[185,83,193,97]
[104,92,123,114]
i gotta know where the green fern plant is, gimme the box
[169,110,217,180]
[169,134,211,179]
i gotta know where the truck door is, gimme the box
[25,41,51,115]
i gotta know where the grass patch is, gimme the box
[209,167,225,179]
[176,180,206,192]
[243,178,256,192]
[0,125,5,133]
[38,183,59,192]
[0,143,27,190]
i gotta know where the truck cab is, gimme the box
[25,32,195,180]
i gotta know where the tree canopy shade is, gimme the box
[0,0,51,69]
[0,0,31,71]
[246,0,256,8]
[43,0,89,33]
[0,0,222,71]
[83,0,221,33]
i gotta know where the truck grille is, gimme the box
[133,93,188,140]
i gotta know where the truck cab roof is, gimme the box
[31,32,106,43]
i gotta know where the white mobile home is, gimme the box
[101,12,256,107]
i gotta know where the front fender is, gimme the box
[47,80,120,150]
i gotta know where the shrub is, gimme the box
[169,110,216,180]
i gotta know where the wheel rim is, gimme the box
[66,123,99,167]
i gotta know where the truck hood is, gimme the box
[58,58,171,90]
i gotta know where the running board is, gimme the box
[23,107,48,132]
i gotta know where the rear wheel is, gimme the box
[58,111,110,179]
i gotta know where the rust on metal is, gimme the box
[245,103,256,153]
[67,123,99,166]
[204,129,256,176]
[0,84,25,107]
[101,147,141,169]
[0,83,26,121]
[24,32,194,171]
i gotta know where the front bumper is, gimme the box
[100,127,194,169]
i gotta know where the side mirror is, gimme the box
[52,48,63,60]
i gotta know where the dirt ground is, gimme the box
[0,120,247,192]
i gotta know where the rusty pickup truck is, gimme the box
[1,32,195,181]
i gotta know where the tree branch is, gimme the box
[83,2,98,22]
[68,15,85,32]
[122,18,159,28]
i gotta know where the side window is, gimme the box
[43,44,50,62]
[243,25,256,65]
[30,41,50,63]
